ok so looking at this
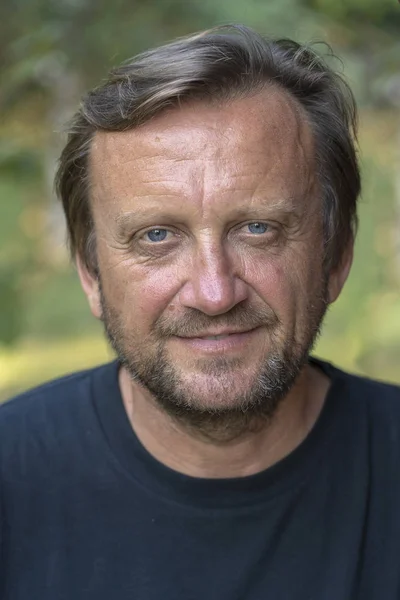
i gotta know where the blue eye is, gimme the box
[247,222,268,234]
[145,228,168,242]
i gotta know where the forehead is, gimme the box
[89,88,316,214]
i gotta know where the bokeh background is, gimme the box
[1,0,399,401]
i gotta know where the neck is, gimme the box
[118,364,330,479]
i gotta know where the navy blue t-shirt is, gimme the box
[0,359,400,599]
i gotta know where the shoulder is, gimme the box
[346,370,400,443]
[333,365,400,413]
[318,358,400,450]
[315,357,400,406]
[0,364,100,424]
[335,368,400,491]
[313,356,400,431]
[0,362,117,478]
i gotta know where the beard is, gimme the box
[99,281,328,441]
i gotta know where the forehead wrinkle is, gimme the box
[114,199,299,221]
[90,88,317,228]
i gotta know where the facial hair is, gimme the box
[99,280,328,441]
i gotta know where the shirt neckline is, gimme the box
[91,357,348,511]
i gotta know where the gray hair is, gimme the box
[55,24,360,274]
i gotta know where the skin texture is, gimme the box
[77,89,353,478]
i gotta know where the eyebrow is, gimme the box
[114,197,306,234]
[114,209,183,234]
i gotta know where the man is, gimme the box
[0,24,399,600]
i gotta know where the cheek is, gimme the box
[253,264,296,315]
[101,260,183,327]
[242,250,321,321]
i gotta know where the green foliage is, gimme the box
[0,144,40,180]
[0,267,22,345]
[0,157,44,346]
[304,0,400,29]
[24,268,100,340]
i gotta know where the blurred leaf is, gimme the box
[0,143,41,179]
[0,267,23,346]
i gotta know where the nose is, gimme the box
[178,241,249,316]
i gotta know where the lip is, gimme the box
[173,327,261,353]
[179,328,253,338]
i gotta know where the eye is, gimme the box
[246,222,269,234]
[144,228,170,242]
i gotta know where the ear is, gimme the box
[76,254,102,319]
[327,240,354,304]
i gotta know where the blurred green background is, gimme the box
[1,0,399,401]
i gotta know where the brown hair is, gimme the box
[55,24,360,275]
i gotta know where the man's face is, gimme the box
[83,90,340,426]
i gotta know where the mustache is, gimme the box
[153,305,280,338]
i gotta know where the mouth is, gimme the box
[172,327,261,353]
[200,334,233,340]
[179,328,257,339]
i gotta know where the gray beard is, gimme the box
[99,285,327,442]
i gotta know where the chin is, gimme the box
[173,371,266,412]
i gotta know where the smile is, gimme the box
[200,334,233,340]
[173,328,261,353]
